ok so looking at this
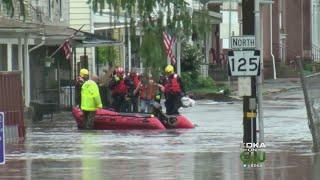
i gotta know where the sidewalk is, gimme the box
[263,78,301,94]
[225,78,301,94]
[222,78,303,100]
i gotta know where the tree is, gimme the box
[88,0,194,76]
[2,0,26,20]
[97,46,118,67]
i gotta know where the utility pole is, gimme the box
[242,0,257,144]
[255,0,264,144]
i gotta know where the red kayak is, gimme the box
[72,107,195,130]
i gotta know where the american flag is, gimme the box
[61,40,72,60]
[163,31,176,64]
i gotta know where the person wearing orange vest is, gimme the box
[109,67,128,112]
[162,65,185,115]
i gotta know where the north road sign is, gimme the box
[231,36,255,50]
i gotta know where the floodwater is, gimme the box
[0,88,319,180]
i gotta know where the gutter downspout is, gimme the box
[270,3,276,79]
[29,36,45,53]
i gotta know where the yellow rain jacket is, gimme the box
[81,80,102,111]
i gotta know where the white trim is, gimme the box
[24,35,30,107]
[7,43,12,71]
[18,38,23,86]
[94,25,126,31]
[0,39,35,45]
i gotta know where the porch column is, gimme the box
[7,43,12,71]
[91,47,96,75]
[123,44,126,70]
[128,26,132,72]
[18,37,23,86]
[24,34,30,107]
[18,37,23,72]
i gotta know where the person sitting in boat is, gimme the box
[81,73,102,129]
[155,74,166,104]
[127,71,141,112]
[109,67,128,112]
[75,68,89,107]
[161,65,185,115]
[134,74,163,113]
[99,66,115,108]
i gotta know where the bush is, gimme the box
[181,72,193,91]
[195,76,215,88]
[181,73,216,91]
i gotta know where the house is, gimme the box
[312,0,320,61]
[0,0,121,108]
[0,0,70,107]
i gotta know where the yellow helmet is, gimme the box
[80,68,89,77]
[165,65,174,74]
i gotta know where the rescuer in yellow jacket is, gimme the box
[81,73,102,129]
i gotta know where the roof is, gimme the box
[0,17,41,33]
[0,17,123,47]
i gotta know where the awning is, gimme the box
[39,25,123,47]
[0,17,41,36]
[193,10,222,24]
[73,39,123,47]
[0,17,123,47]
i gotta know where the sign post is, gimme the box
[240,0,257,146]
[0,112,5,164]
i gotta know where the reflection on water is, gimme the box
[0,97,317,179]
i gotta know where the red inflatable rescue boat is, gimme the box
[72,107,195,130]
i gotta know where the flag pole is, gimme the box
[49,24,85,58]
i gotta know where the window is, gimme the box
[0,44,8,71]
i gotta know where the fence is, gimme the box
[0,71,25,142]
[313,44,320,62]
[297,57,320,152]
[60,86,75,109]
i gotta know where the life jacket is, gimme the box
[132,75,140,88]
[165,74,182,94]
[81,80,102,111]
[112,79,127,95]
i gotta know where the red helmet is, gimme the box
[116,67,124,76]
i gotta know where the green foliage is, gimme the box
[181,72,216,91]
[181,43,204,79]
[97,46,118,66]
[2,0,14,17]
[140,27,167,78]
[302,59,314,72]
[181,72,193,91]
[88,0,198,79]
[196,76,215,88]
[2,0,26,18]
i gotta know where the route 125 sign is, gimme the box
[228,50,261,76]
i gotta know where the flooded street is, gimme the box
[0,85,319,180]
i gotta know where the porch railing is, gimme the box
[312,44,320,62]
